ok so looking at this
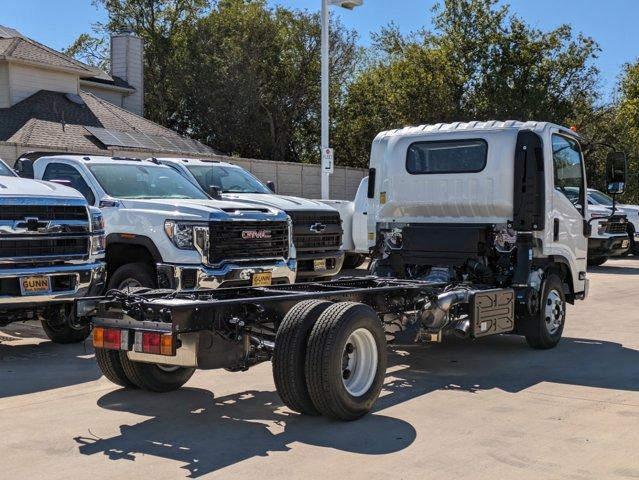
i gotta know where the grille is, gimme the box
[0,205,87,221]
[0,237,88,259]
[605,222,628,234]
[288,210,342,253]
[209,221,289,264]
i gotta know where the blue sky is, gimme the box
[3,0,638,96]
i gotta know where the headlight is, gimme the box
[164,220,207,250]
[91,234,106,255]
[90,210,105,232]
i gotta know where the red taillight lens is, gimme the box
[134,331,176,356]
[103,328,122,350]
[142,332,161,355]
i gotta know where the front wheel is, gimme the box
[305,302,387,421]
[41,310,90,344]
[525,274,566,350]
[107,263,156,291]
[587,256,608,267]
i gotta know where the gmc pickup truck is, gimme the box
[0,157,106,343]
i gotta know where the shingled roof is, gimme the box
[0,90,215,153]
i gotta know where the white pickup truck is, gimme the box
[587,188,638,255]
[156,157,344,281]
[320,176,369,269]
[0,157,106,343]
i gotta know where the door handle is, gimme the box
[553,218,560,242]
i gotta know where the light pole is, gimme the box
[321,0,363,200]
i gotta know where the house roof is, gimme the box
[0,90,216,154]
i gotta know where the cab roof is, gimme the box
[153,157,238,168]
[375,120,579,140]
[35,155,167,166]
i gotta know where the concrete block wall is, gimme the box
[0,141,366,201]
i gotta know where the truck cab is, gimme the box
[0,157,106,343]
[28,156,296,291]
[156,158,344,281]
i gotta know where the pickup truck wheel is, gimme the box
[40,314,91,344]
[305,302,387,421]
[94,348,137,388]
[107,263,156,291]
[273,300,333,416]
[587,256,608,267]
[118,352,195,392]
[525,274,566,350]
[343,254,366,270]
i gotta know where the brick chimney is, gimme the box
[110,31,144,116]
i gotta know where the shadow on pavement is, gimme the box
[0,323,99,398]
[75,334,639,477]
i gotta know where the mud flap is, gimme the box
[471,289,515,338]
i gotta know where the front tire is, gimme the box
[525,274,566,350]
[587,256,608,267]
[107,262,156,291]
[273,300,333,415]
[305,302,387,421]
[41,311,90,344]
[343,254,366,270]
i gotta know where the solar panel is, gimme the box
[85,126,214,154]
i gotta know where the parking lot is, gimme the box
[1,259,638,479]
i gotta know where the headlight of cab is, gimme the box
[89,207,106,255]
[164,220,207,250]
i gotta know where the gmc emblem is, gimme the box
[242,230,272,240]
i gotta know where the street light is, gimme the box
[321,0,363,199]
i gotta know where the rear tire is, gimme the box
[107,263,156,291]
[118,353,195,392]
[525,274,566,350]
[305,302,387,421]
[94,347,138,388]
[273,300,333,415]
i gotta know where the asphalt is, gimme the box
[1,259,638,479]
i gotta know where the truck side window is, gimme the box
[406,139,488,174]
[552,134,585,214]
[43,163,96,205]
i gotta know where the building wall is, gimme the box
[0,62,9,108]
[80,83,125,107]
[0,141,366,201]
[9,64,78,105]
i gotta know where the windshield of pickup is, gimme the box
[186,165,271,194]
[89,163,209,199]
[589,190,614,206]
[0,159,15,177]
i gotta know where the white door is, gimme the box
[352,177,369,253]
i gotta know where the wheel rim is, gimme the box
[341,328,378,397]
[156,364,180,373]
[544,289,564,335]
[119,278,142,292]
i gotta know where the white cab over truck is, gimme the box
[75,120,627,421]
[0,157,106,343]
[155,158,344,281]
[320,176,369,269]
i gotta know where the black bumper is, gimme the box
[588,236,630,258]
[296,250,345,279]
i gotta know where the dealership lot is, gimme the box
[1,260,638,480]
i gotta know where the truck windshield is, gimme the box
[186,165,271,194]
[589,190,614,206]
[0,159,15,177]
[89,164,209,200]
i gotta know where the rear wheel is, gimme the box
[94,347,137,388]
[107,263,156,291]
[305,302,387,421]
[273,300,333,415]
[525,274,566,350]
[118,353,195,392]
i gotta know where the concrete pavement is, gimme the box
[1,259,639,479]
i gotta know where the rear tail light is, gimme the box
[93,327,130,350]
[134,331,176,356]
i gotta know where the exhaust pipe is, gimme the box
[419,290,474,330]
[451,319,470,338]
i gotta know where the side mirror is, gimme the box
[207,185,222,199]
[266,181,276,193]
[15,158,34,178]
[606,152,627,195]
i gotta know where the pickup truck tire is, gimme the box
[107,263,156,291]
[305,302,387,421]
[525,274,566,350]
[343,253,366,270]
[273,300,333,416]
[118,353,195,392]
[41,317,91,344]
[587,256,608,267]
[94,348,138,388]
